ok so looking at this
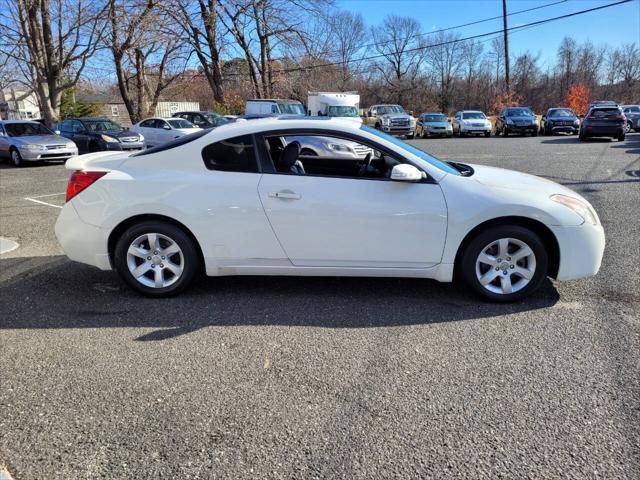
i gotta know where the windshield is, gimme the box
[462,112,486,119]
[360,125,459,175]
[278,103,305,115]
[328,106,359,117]
[84,120,123,132]
[548,109,574,117]
[423,114,447,122]
[504,108,533,117]
[204,113,229,125]
[167,119,195,129]
[5,122,54,137]
[377,105,405,115]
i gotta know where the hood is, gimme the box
[380,113,411,120]
[424,121,450,127]
[470,163,576,196]
[94,129,140,139]
[506,115,536,122]
[547,115,577,121]
[175,128,201,134]
[10,134,70,145]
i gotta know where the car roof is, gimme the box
[422,112,446,115]
[459,110,484,113]
[66,117,111,121]
[174,111,220,114]
[0,119,42,124]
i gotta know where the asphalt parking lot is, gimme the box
[1,133,639,479]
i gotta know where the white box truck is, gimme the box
[307,92,362,123]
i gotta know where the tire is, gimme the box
[458,225,548,302]
[618,133,625,142]
[89,141,101,153]
[406,133,415,139]
[114,221,200,297]
[9,148,23,167]
[484,131,491,137]
[626,121,632,134]
[532,130,538,137]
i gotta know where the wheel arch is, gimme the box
[108,214,205,268]
[453,216,560,279]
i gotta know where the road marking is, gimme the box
[24,197,63,209]
[30,192,66,198]
[0,238,19,254]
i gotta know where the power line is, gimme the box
[268,0,632,75]
[310,0,569,59]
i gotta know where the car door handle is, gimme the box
[269,191,301,200]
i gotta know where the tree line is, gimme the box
[1,0,638,126]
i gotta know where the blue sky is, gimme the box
[336,0,640,68]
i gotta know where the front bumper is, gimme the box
[55,202,112,270]
[547,124,578,133]
[105,141,145,151]
[549,222,605,281]
[381,125,416,136]
[460,124,491,134]
[19,146,78,161]
[505,123,538,133]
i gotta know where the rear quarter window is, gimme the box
[201,135,259,173]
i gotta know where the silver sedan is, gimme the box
[0,120,78,167]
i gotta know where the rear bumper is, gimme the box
[55,202,112,270]
[582,125,625,137]
[549,223,605,281]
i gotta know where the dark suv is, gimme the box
[540,108,579,135]
[495,107,538,136]
[172,111,228,129]
[57,117,144,153]
[579,104,626,142]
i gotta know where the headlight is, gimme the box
[573,119,580,125]
[381,117,390,125]
[138,134,144,141]
[66,142,76,149]
[506,118,514,124]
[22,144,47,151]
[550,194,599,225]
[100,134,119,143]
[410,118,416,126]
[325,142,350,152]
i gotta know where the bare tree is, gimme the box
[0,0,104,126]
[328,10,365,89]
[106,0,189,123]
[426,32,464,111]
[372,15,426,105]
[170,0,226,104]
[460,39,484,108]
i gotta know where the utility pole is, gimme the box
[502,0,510,94]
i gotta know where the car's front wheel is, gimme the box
[459,225,548,302]
[9,148,23,167]
[114,221,200,297]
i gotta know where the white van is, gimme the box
[245,99,305,116]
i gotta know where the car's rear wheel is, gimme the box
[618,133,625,142]
[459,225,548,302]
[9,148,23,167]
[114,221,200,297]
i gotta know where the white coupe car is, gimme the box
[55,117,605,302]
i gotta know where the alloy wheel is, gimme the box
[126,232,184,288]
[11,150,22,167]
[475,237,536,295]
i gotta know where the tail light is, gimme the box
[66,170,107,201]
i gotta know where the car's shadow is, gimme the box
[0,256,560,341]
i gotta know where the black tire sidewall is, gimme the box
[10,148,22,167]
[459,225,549,302]
[114,221,200,297]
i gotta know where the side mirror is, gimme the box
[391,164,424,182]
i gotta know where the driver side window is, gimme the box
[261,133,411,181]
